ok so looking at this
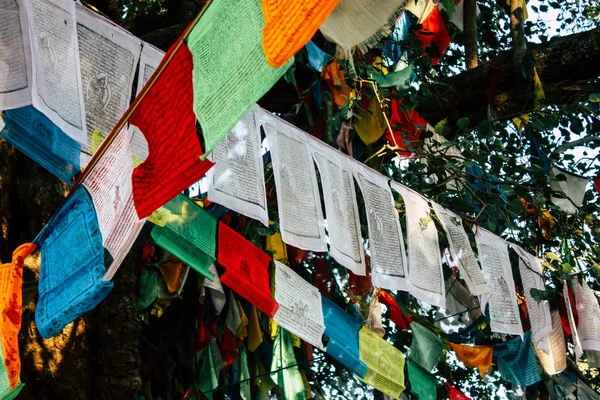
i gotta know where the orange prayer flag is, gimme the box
[159,257,185,293]
[0,243,36,389]
[322,61,352,107]
[449,342,493,376]
[261,0,340,67]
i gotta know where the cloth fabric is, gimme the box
[150,195,217,280]
[319,0,408,53]
[261,0,339,67]
[383,12,411,67]
[322,297,368,378]
[1,106,80,184]
[409,321,444,372]
[386,99,428,156]
[305,41,331,72]
[414,6,451,66]
[368,64,413,94]
[0,243,35,389]
[493,331,541,387]
[0,339,23,400]
[378,290,412,330]
[449,342,493,376]
[549,167,588,214]
[353,95,387,145]
[218,222,279,317]
[129,41,213,219]
[407,358,438,400]
[35,187,113,338]
[271,328,305,400]
[199,341,219,400]
[444,382,471,400]
[187,0,292,156]
[137,269,158,310]
[266,231,288,263]
[321,61,352,107]
[248,306,264,352]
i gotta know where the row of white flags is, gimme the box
[0,0,163,162]
[205,104,600,368]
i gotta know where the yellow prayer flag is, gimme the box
[248,306,264,352]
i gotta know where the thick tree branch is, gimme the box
[553,135,600,154]
[416,26,600,129]
[464,0,479,69]
[510,0,527,64]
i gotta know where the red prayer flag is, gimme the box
[444,383,471,400]
[221,328,238,366]
[415,6,451,66]
[378,290,412,330]
[217,223,279,317]
[594,177,600,193]
[129,42,213,219]
[385,99,428,158]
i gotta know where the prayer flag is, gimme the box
[321,61,352,107]
[444,382,471,400]
[409,321,444,372]
[321,297,368,378]
[549,167,588,214]
[407,359,437,400]
[35,186,114,338]
[386,100,427,157]
[187,0,292,156]
[353,95,387,145]
[261,0,339,67]
[0,339,23,400]
[271,328,305,400]
[1,106,80,184]
[493,331,541,386]
[449,342,493,376]
[218,222,279,317]
[377,291,412,330]
[358,326,406,398]
[415,6,451,66]
[129,41,213,219]
[0,243,35,389]
[305,41,331,72]
[150,195,217,280]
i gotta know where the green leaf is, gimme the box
[457,117,470,130]
[545,252,561,262]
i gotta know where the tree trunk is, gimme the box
[464,0,478,70]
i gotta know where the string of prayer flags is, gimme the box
[270,328,305,400]
[321,297,368,378]
[512,244,552,351]
[474,228,523,336]
[273,261,325,349]
[261,110,327,252]
[75,4,141,155]
[150,195,217,280]
[310,138,365,275]
[207,105,269,227]
[305,41,331,72]
[0,106,81,184]
[319,0,408,53]
[83,126,145,280]
[0,0,31,110]
[392,183,445,308]
[448,343,493,376]
[35,186,113,338]
[358,326,406,398]
[535,310,566,376]
[260,0,340,68]
[406,359,437,400]
[0,243,35,389]
[129,39,213,219]
[573,280,600,353]
[444,382,471,400]
[25,0,87,144]
[187,0,293,156]
[549,167,588,214]
[409,321,444,372]
[493,331,541,387]
[217,222,279,317]
[414,6,451,66]
[129,43,164,164]
[353,164,408,291]
[563,282,583,359]
[432,202,489,296]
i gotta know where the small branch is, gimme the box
[510,0,527,64]
[553,135,600,154]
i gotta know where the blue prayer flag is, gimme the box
[305,41,330,73]
[35,186,113,338]
[493,331,541,387]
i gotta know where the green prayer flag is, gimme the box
[0,339,23,400]
[150,195,217,280]
[239,347,251,400]
[407,359,438,400]
[270,328,305,400]
[137,269,159,310]
[199,343,219,399]
[409,321,444,372]
[186,0,293,156]
[368,64,413,94]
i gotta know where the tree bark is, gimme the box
[415,26,600,130]
[464,0,478,70]
[510,0,527,64]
